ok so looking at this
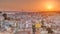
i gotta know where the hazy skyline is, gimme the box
[0,0,60,11]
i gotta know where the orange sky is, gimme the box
[0,0,60,11]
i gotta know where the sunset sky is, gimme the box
[0,0,60,11]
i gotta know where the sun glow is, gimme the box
[44,2,55,11]
[45,4,54,11]
[47,5,53,10]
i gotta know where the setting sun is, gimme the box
[47,5,53,10]
[45,2,54,11]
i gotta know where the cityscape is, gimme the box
[0,11,60,34]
